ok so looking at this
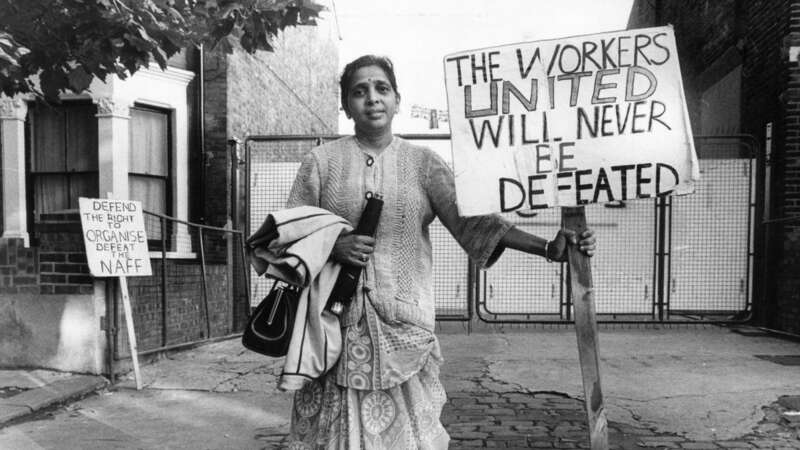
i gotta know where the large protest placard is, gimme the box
[79,198,152,277]
[444,26,699,216]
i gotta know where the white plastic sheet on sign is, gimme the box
[444,25,700,216]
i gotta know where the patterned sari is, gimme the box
[286,295,449,449]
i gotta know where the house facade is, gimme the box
[0,22,339,374]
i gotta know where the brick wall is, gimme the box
[201,49,231,229]
[630,0,740,134]
[226,25,339,139]
[774,228,800,333]
[123,261,234,354]
[36,212,93,295]
[774,1,800,333]
[782,2,800,219]
[0,208,244,355]
[0,238,37,294]
[629,0,800,333]
[202,23,339,229]
[0,212,93,296]
[739,0,795,332]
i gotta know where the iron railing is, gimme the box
[111,211,249,364]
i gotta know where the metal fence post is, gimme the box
[655,196,668,321]
[161,218,168,346]
[198,228,211,339]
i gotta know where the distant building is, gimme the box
[628,0,800,334]
[410,104,450,130]
[0,23,338,373]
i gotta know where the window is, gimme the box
[129,105,172,240]
[27,102,99,217]
[129,105,171,214]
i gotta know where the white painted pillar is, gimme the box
[173,105,189,221]
[93,96,131,199]
[1,97,30,247]
[172,105,192,253]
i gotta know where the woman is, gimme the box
[285,55,595,449]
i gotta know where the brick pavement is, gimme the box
[2,332,797,449]
[438,357,800,449]
[442,390,800,449]
[265,357,800,449]
[265,387,800,449]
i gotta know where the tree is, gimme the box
[0,0,324,101]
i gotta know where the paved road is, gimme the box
[0,326,799,449]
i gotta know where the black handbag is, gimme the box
[242,280,300,357]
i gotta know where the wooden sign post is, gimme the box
[563,206,608,449]
[117,275,142,390]
[79,197,152,390]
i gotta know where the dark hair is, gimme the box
[339,55,399,115]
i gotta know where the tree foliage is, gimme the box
[0,0,324,100]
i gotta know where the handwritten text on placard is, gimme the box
[444,26,699,216]
[79,198,152,277]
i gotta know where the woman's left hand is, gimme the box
[546,229,596,262]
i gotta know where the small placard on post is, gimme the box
[79,198,152,277]
[79,197,151,390]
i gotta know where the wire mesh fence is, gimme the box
[114,211,248,359]
[665,137,755,318]
[245,134,757,324]
[480,209,563,318]
[248,158,303,304]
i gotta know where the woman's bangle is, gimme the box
[545,240,553,263]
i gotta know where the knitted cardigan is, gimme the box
[286,136,512,331]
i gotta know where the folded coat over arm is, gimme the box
[247,206,353,391]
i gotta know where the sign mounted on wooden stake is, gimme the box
[444,26,700,449]
[444,25,699,216]
[79,196,151,390]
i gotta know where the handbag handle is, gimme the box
[266,279,282,326]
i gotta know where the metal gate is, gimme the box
[245,134,757,324]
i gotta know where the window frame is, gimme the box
[25,100,100,228]
[128,103,174,216]
[128,103,174,250]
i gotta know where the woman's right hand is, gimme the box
[332,232,376,267]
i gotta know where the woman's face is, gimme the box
[346,65,399,135]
